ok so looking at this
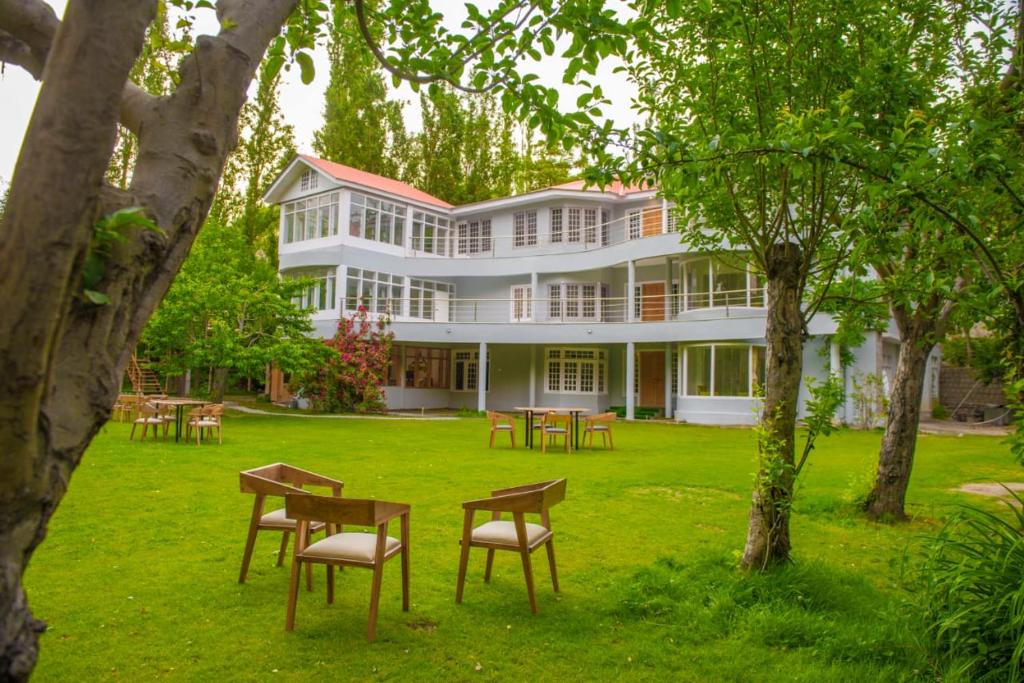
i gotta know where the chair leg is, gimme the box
[489,429,495,448]
[484,549,495,583]
[140,422,147,442]
[304,527,313,591]
[239,500,263,583]
[545,539,559,592]
[608,430,614,450]
[514,514,538,614]
[130,422,137,440]
[285,558,301,631]
[218,425,222,445]
[455,510,473,604]
[401,546,410,612]
[367,561,384,642]
[277,531,290,567]
[510,428,516,448]
[327,565,335,604]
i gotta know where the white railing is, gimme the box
[344,288,765,324]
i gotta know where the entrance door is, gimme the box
[639,351,665,407]
[640,282,666,321]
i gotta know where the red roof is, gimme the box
[548,179,652,196]
[300,155,453,209]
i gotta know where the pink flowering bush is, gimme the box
[299,307,394,413]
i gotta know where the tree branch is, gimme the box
[0,0,58,79]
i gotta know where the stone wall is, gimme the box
[939,365,1007,422]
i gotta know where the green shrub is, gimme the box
[932,402,950,420]
[915,488,1024,681]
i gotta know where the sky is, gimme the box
[0,1,639,190]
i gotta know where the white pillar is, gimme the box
[664,343,673,418]
[661,198,669,234]
[625,342,635,420]
[401,276,411,318]
[529,345,536,406]
[676,342,684,402]
[664,256,673,318]
[530,272,539,321]
[478,341,488,412]
[829,340,842,376]
[627,259,636,322]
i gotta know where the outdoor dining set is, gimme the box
[239,463,567,641]
[114,393,225,444]
[487,407,617,452]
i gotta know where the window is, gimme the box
[300,169,318,191]
[601,209,611,245]
[411,210,451,256]
[683,344,766,397]
[550,208,563,242]
[714,262,748,306]
[513,211,538,247]
[291,268,336,311]
[684,258,711,309]
[405,347,450,389]
[667,205,679,232]
[386,347,402,386]
[453,350,490,392]
[583,208,598,244]
[345,268,403,316]
[456,219,492,255]
[409,278,454,321]
[566,208,581,242]
[349,193,406,246]
[546,282,603,321]
[511,285,533,322]
[282,192,341,243]
[545,348,607,394]
[681,257,765,310]
[627,210,642,240]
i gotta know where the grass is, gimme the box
[24,413,1021,681]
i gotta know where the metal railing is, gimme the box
[344,288,766,324]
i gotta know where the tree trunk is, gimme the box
[741,242,806,570]
[865,335,933,520]
[211,367,229,403]
[183,368,192,397]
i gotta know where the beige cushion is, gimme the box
[134,417,163,425]
[493,424,513,431]
[586,424,610,431]
[194,419,220,427]
[301,532,400,563]
[260,508,325,531]
[471,520,551,548]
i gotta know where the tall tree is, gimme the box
[312,0,405,177]
[0,0,616,675]
[514,128,577,193]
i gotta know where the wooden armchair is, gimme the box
[540,413,572,453]
[455,479,567,613]
[238,464,343,587]
[129,402,167,441]
[187,403,224,445]
[486,410,516,448]
[583,412,616,449]
[284,494,410,642]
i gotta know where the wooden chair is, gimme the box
[284,494,410,642]
[455,479,566,614]
[238,464,343,587]
[487,410,516,448]
[129,402,167,441]
[187,403,224,445]
[583,412,616,449]
[540,413,572,454]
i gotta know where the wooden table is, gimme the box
[513,406,591,450]
[151,398,210,442]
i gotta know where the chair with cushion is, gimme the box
[540,413,572,454]
[238,464,343,587]
[129,402,167,441]
[455,479,566,613]
[187,403,224,445]
[486,410,516,448]
[583,412,616,449]
[284,494,410,642]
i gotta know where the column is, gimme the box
[664,343,673,418]
[676,343,684,403]
[664,256,673,318]
[661,198,669,234]
[529,345,537,405]
[401,276,411,318]
[829,340,842,376]
[478,341,488,412]
[530,272,539,321]
[626,259,636,322]
[625,341,635,420]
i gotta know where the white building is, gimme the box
[263,154,940,424]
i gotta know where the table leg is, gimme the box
[527,411,534,449]
[175,406,183,443]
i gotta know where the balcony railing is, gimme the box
[344,288,765,324]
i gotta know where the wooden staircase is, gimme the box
[127,355,164,395]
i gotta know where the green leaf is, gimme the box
[83,289,111,306]
[295,51,315,85]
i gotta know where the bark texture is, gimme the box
[0,0,298,678]
[741,242,805,570]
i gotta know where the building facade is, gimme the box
[264,154,940,424]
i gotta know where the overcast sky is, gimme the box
[0,1,638,191]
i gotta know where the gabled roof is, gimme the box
[547,179,653,196]
[299,155,452,209]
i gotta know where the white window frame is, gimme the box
[344,267,404,317]
[681,344,766,398]
[545,282,604,321]
[680,257,765,311]
[544,347,608,395]
[452,350,490,392]
[456,218,492,255]
[290,268,337,312]
[410,209,452,256]
[513,210,538,248]
[282,192,341,244]
[349,192,406,247]
[550,207,563,243]
[408,278,455,321]
[510,285,533,322]
[300,169,319,192]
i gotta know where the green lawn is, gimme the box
[25,413,1020,681]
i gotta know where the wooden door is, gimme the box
[641,282,665,321]
[639,351,665,407]
[642,206,662,237]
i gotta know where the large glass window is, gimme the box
[290,268,337,312]
[550,208,563,243]
[456,219,492,255]
[282,192,341,243]
[684,345,766,397]
[511,285,533,322]
[349,193,406,246]
[545,282,604,321]
[682,257,764,310]
[409,278,454,321]
[411,210,451,255]
[404,347,450,389]
[714,262,748,306]
[513,211,538,247]
[545,348,607,394]
[453,351,490,392]
[345,268,403,316]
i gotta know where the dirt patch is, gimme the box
[407,619,438,633]
[956,482,1024,498]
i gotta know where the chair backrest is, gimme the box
[285,493,408,527]
[205,404,225,418]
[542,413,571,428]
[465,479,567,513]
[590,411,616,424]
[139,401,161,417]
[486,410,504,425]
[240,463,343,498]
